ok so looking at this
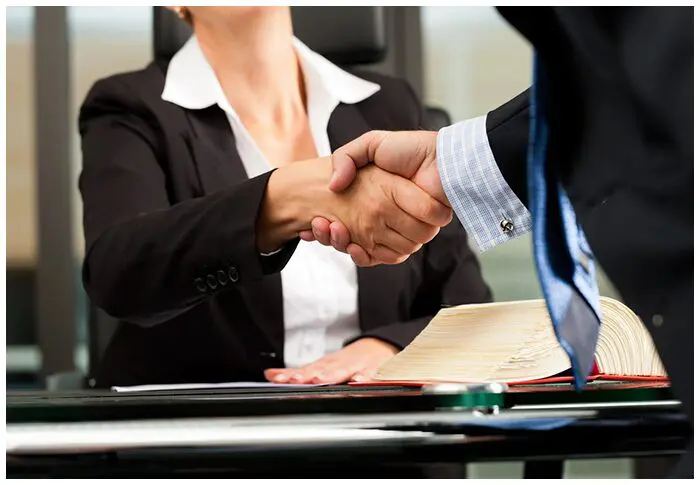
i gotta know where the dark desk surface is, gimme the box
[7,381,677,423]
[7,385,478,423]
[7,405,690,478]
[6,383,689,478]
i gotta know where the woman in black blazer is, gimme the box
[79,6,492,388]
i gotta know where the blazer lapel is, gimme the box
[184,106,285,357]
[183,106,249,194]
[327,102,371,151]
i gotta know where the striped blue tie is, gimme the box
[527,55,602,390]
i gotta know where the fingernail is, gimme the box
[274,374,288,383]
[353,374,368,382]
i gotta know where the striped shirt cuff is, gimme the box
[437,116,531,252]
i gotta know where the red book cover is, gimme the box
[349,361,668,388]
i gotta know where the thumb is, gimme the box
[328,152,358,192]
[328,131,386,192]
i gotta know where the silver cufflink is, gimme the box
[500,219,514,233]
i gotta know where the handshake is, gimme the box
[257,130,451,267]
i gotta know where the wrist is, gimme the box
[424,131,450,207]
[353,337,400,355]
[256,158,333,253]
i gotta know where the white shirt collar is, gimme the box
[161,35,380,110]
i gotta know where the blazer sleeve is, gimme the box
[485,89,531,205]
[79,77,296,325]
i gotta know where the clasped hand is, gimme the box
[257,130,447,266]
[299,130,448,266]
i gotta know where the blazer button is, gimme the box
[194,278,207,293]
[217,269,228,286]
[206,274,218,290]
[228,266,239,283]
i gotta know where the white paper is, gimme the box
[111,382,325,393]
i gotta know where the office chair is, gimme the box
[81,6,453,388]
[154,6,387,66]
[152,6,451,128]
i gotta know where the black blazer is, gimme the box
[487,8,692,473]
[79,58,492,388]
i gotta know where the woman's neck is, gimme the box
[193,8,306,128]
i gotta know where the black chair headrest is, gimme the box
[423,107,453,132]
[153,6,386,66]
[152,7,192,61]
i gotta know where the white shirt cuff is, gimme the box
[437,116,532,252]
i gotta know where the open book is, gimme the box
[369,297,667,386]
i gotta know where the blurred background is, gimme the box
[6,5,626,478]
[7,4,620,387]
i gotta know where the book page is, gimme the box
[374,297,665,384]
[374,299,570,383]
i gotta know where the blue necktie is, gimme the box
[527,55,602,390]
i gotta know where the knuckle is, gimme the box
[368,129,386,147]
[426,225,441,242]
[399,240,420,256]
[423,200,443,222]
[414,222,439,243]
[443,210,454,226]
[438,208,453,226]
[415,225,437,245]
[351,252,368,266]
[413,200,432,222]
[362,226,378,249]
[369,203,384,219]
[362,236,376,254]
[386,253,406,265]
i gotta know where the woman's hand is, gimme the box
[263,338,399,385]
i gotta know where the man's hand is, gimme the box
[330,130,445,204]
[323,163,451,264]
[299,130,449,265]
[263,338,399,385]
[258,156,450,265]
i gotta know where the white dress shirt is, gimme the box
[437,117,532,252]
[162,36,381,368]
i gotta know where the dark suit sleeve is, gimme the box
[485,89,531,205]
[356,218,493,350]
[79,78,296,325]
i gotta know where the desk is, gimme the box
[7,384,690,478]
